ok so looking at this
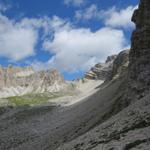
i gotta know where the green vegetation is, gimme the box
[7,92,64,106]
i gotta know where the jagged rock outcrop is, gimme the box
[0,66,65,98]
[129,0,150,98]
[85,55,117,80]
[85,50,130,81]
[32,69,65,93]
[0,66,35,88]
[111,50,129,79]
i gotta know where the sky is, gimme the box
[0,0,139,80]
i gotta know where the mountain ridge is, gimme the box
[0,66,68,102]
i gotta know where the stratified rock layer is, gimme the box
[85,50,129,81]
[85,55,117,80]
[112,50,129,79]
[0,66,65,98]
[129,0,150,97]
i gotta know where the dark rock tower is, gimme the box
[129,0,150,98]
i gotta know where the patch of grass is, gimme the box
[7,92,63,106]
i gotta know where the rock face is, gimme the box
[85,50,130,81]
[111,50,129,79]
[1,66,35,88]
[85,55,117,80]
[129,0,150,97]
[0,66,65,98]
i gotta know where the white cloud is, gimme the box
[0,14,73,64]
[0,4,133,73]
[0,14,39,61]
[75,4,100,20]
[104,5,138,28]
[0,12,72,62]
[75,4,137,28]
[0,13,55,61]
[64,0,85,7]
[0,28,37,61]
[42,20,127,72]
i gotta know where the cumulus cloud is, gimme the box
[0,13,55,61]
[0,14,38,61]
[104,5,138,28]
[42,19,127,72]
[75,4,137,28]
[0,13,71,62]
[64,0,85,7]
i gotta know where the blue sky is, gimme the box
[0,0,139,80]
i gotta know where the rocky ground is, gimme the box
[57,89,150,150]
[0,74,125,150]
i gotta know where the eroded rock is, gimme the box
[85,55,117,80]
[129,0,150,97]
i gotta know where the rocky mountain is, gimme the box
[0,66,66,98]
[128,0,150,100]
[111,50,129,79]
[0,0,150,150]
[0,65,35,88]
[85,50,129,81]
[85,55,117,80]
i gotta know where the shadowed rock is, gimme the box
[129,0,150,98]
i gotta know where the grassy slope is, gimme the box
[7,92,65,106]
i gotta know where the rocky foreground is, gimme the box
[57,0,150,149]
[0,0,150,150]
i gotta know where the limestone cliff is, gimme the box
[111,50,129,79]
[129,0,150,98]
[0,66,65,98]
[85,50,129,81]
[85,55,117,80]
